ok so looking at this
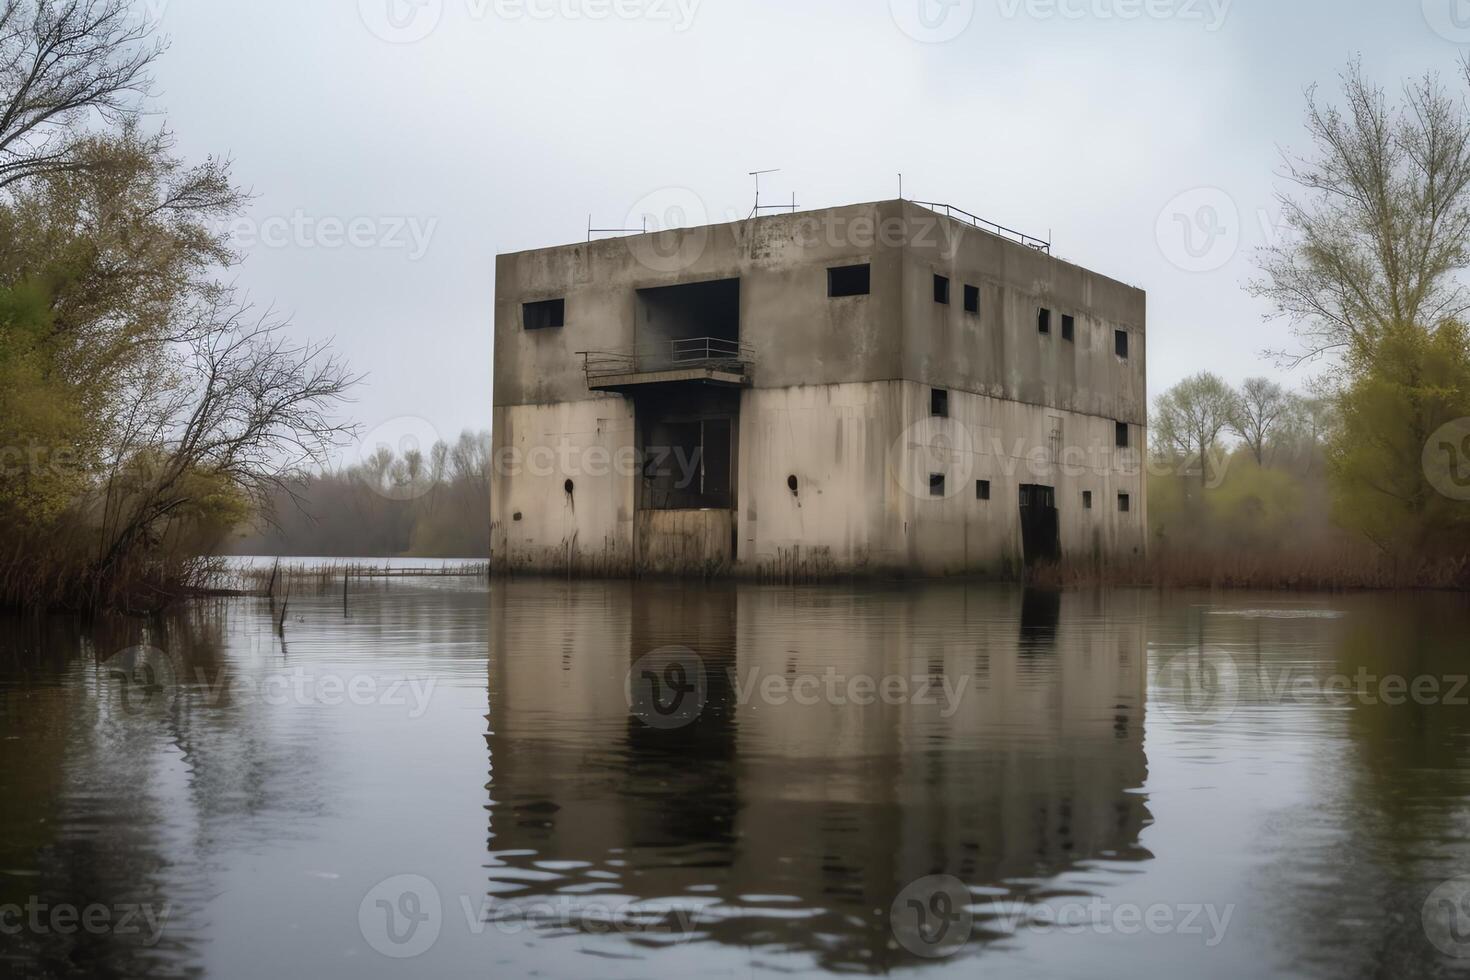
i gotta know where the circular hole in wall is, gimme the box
[564,479,575,495]
[787,475,799,494]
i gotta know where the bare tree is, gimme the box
[0,0,163,189]
[1229,377,1291,465]
[94,304,358,588]
[1152,372,1238,489]
[1252,59,1470,369]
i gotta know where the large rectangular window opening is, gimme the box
[1115,329,1129,358]
[828,264,870,297]
[964,284,980,314]
[931,388,949,418]
[1062,314,1075,342]
[523,297,565,330]
[1038,308,1051,334]
[1115,422,1130,448]
[933,274,950,305]
[635,278,740,369]
[638,400,737,511]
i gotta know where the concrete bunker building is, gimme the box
[491,199,1146,578]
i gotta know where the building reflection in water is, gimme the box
[486,581,1153,971]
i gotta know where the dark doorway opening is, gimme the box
[636,385,739,511]
[1018,483,1060,565]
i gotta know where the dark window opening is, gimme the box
[635,278,740,367]
[523,298,564,330]
[976,479,991,500]
[929,473,945,497]
[1083,490,1093,509]
[931,388,949,418]
[1062,314,1075,341]
[1038,308,1051,334]
[1115,422,1130,448]
[1115,329,1129,358]
[1118,493,1131,513]
[828,264,870,297]
[933,274,950,304]
[964,284,979,314]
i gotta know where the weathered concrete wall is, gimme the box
[493,201,907,408]
[738,380,1145,579]
[490,399,637,576]
[636,509,734,576]
[898,200,1146,426]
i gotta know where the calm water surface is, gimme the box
[2,579,1469,978]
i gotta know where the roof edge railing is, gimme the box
[906,200,1050,254]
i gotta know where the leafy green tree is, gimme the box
[1253,59,1470,556]
[1151,372,1238,490]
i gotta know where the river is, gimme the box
[2,577,1468,978]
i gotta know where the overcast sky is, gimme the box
[147,0,1470,454]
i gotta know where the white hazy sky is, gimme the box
[145,0,1470,449]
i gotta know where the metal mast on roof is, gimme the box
[748,169,797,218]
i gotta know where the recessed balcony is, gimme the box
[579,336,752,391]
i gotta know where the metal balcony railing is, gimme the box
[579,337,752,383]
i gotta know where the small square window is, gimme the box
[929,473,945,497]
[523,298,565,330]
[1038,308,1051,334]
[931,388,948,418]
[933,274,950,305]
[1083,490,1093,509]
[828,264,870,297]
[1062,314,1075,342]
[976,479,991,500]
[1115,329,1129,358]
[963,284,979,314]
[1118,493,1131,513]
[1115,422,1129,448]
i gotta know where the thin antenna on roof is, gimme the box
[898,173,903,200]
[586,212,647,242]
[748,169,778,219]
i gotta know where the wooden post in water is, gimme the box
[343,568,349,618]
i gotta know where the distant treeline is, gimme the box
[225,431,490,559]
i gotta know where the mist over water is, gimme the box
[1,579,1468,978]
